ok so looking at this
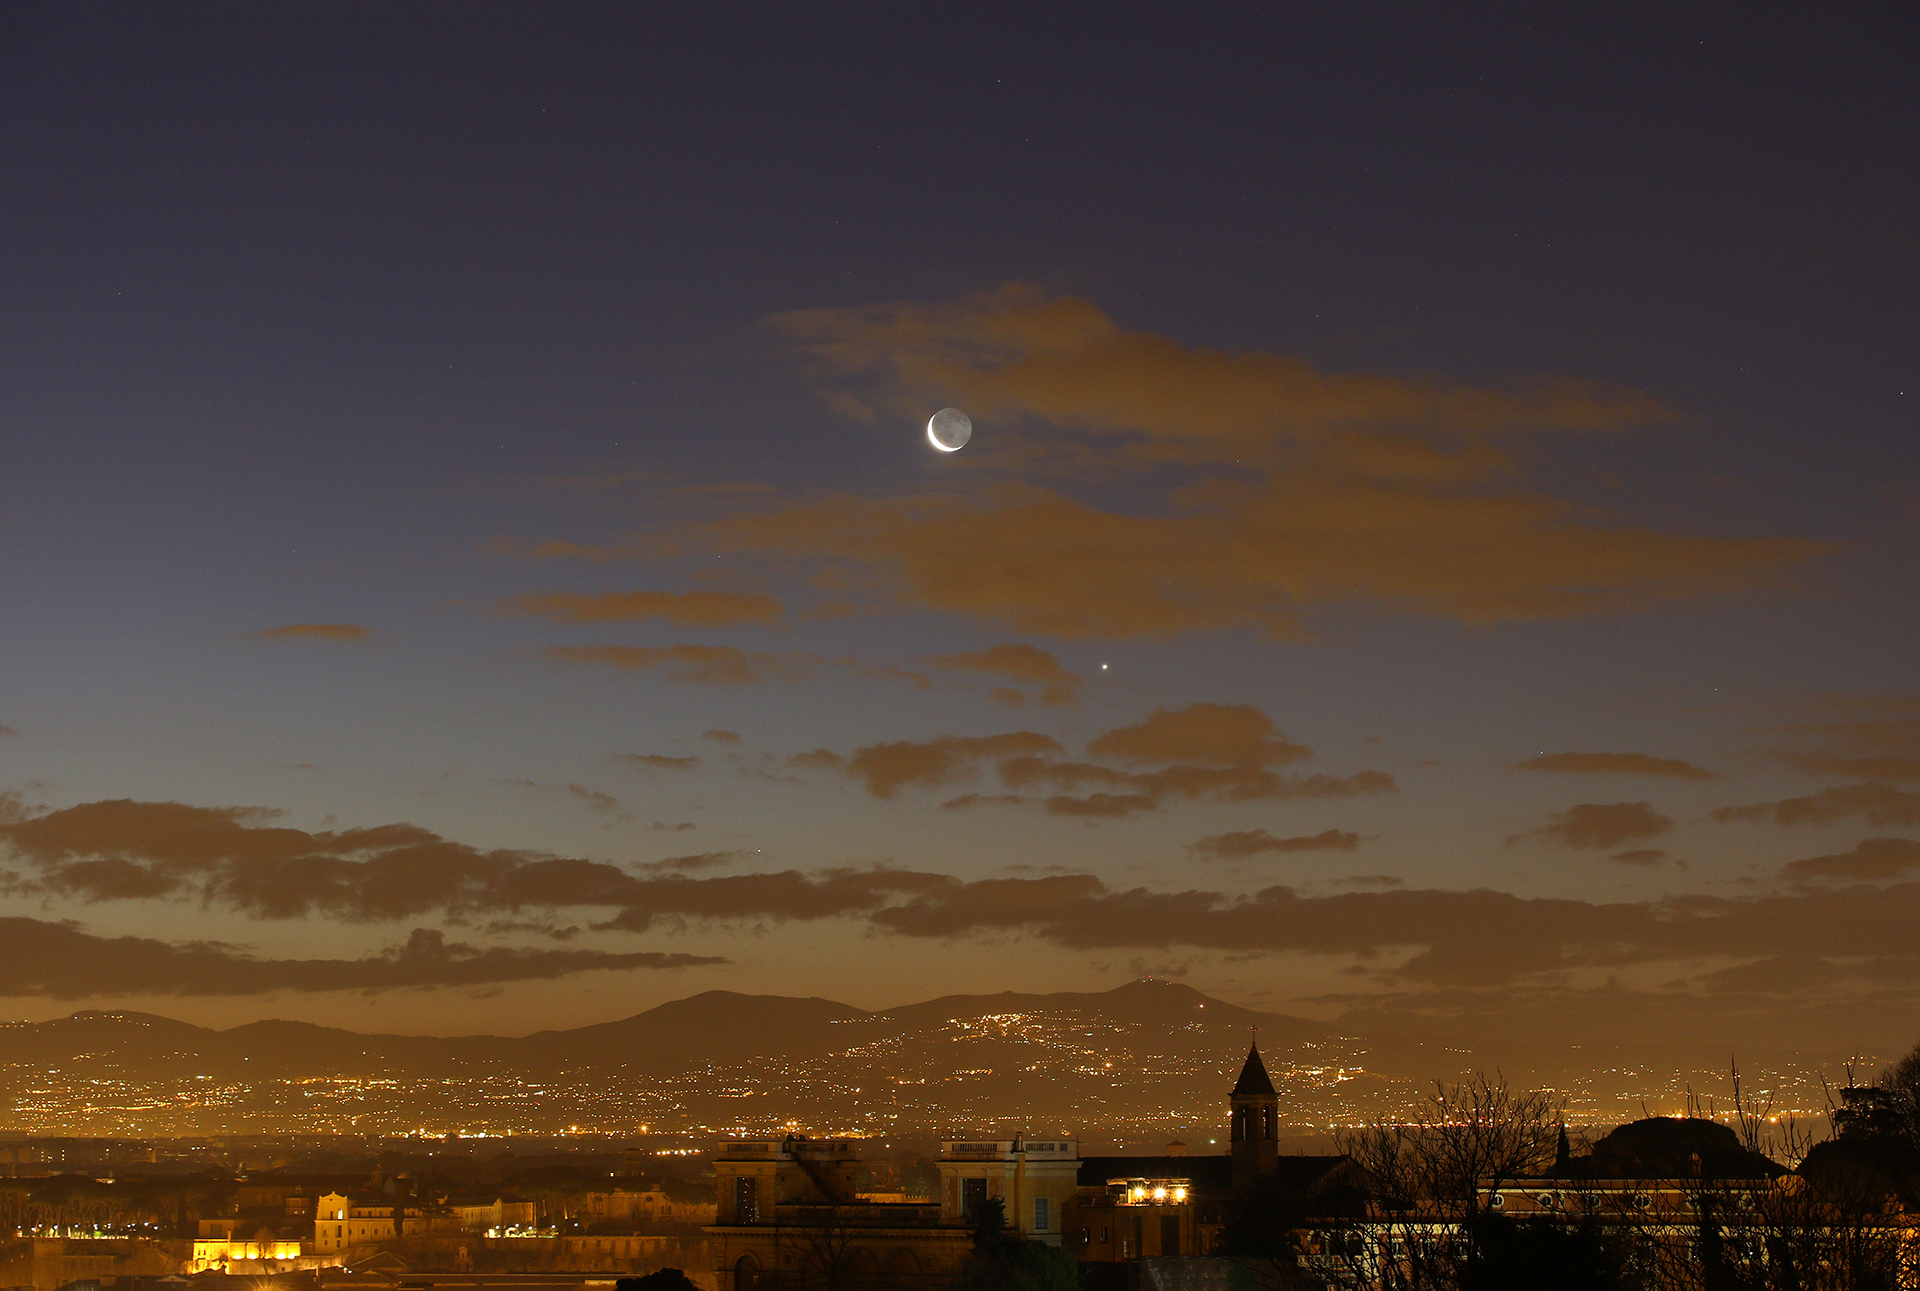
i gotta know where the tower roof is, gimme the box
[1231,1043,1276,1096]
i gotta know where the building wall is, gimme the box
[579,1188,718,1227]
[714,1139,861,1224]
[936,1139,1081,1246]
[0,1237,187,1291]
[709,1223,970,1291]
[1063,1194,1196,1262]
[189,1238,308,1271]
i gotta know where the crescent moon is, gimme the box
[926,407,972,452]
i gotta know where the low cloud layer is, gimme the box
[543,644,937,691]
[846,733,1064,799]
[1609,848,1669,866]
[1763,699,1920,783]
[10,796,1920,999]
[0,919,720,998]
[0,799,941,928]
[1507,801,1674,850]
[1188,829,1363,859]
[1716,782,1920,828]
[617,753,701,771]
[506,589,781,626]
[816,704,1393,816]
[930,644,1083,706]
[1782,837,1920,882]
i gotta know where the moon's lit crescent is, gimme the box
[927,407,972,452]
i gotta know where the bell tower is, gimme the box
[1229,1041,1278,1193]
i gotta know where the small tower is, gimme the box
[1230,1042,1279,1193]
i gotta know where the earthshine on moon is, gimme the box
[927,407,972,452]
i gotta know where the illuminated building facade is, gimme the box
[935,1138,1081,1245]
[708,1136,968,1291]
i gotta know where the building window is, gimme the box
[1033,1198,1049,1232]
[735,1176,758,1224]
[961,1178,988,1220]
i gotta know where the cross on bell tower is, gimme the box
[1229,1039,1279,1193]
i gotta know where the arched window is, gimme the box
[735,1254,761,1291]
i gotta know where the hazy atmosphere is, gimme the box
[2,2,1916,1078]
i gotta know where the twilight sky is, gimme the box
[1,3,1916,1052]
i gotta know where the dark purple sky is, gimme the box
[0,3,1916,1049]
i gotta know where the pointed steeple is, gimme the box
[1231,1043,1277,1097]
[1229,1040,1279,1193]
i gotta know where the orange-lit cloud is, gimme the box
[769,283,1672,456]
[1782,837,1920,882]
[545,644,817,685]
[713,482,1820,640]
[703,729,744,745]
[0,798,944,929]
[0,918,719,997]
[845,733,1063,799]
[254,623,370,640]
[616,754,700,771]
[1507,801,1674,849]
[829,704,1392,813]
[1516,752,1717,780]
[567,784,620,815]
[641,851,737,873]
[1189,828,1363,859]
[20,797,1920,1003]
[1714,782,1920,827]
[1089,704,1309,767]
[507,589,780,626]
[714,288,1825,637]
[1764,704,1920,782]
[1609,848,1668,865]
[931,643,1083,705]
[544,644,943,691]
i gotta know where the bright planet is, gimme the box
[926,407,972,452]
